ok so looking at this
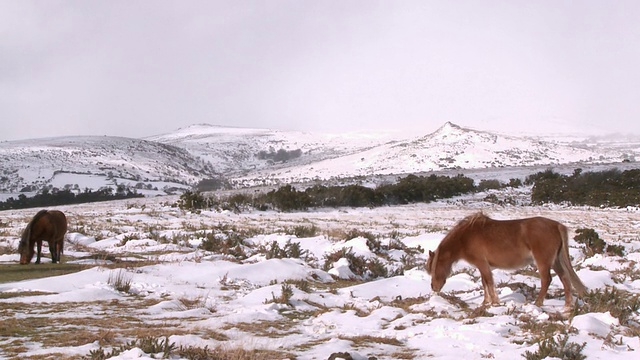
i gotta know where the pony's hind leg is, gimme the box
[49,240,59,263]
[55,240,63,264]
[553,261,574,308]
[535,267,553,306]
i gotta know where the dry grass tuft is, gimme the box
[224,319,302,337]
[339,334,404,347]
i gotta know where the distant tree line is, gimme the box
[0,185,143,210]
[261,174,476,211]
[256,148,303,163]
[528,168,640,207]
[195,177,232,192]
[179,167,640,212]
[179,174,488,212]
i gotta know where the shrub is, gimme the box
[366,258,388,278]
[265,185,311,211]
[508,178,523,188]
[574,228,606,256]
[573,287,640,326]
[266,283,294,305]
[606,243,626,257]
[378,174,475,204]
[522,334,586,360]
[530,168,640,207]
[323,247,389,279]
[196,177,230,192]
[198,229,248,259]
[178,190,210,211]
[286,225,320,238]
[175,173,482,213]
[477,179,502,191]
[263,240,308,260]
[343,229,380,253]
[85,336,175,359]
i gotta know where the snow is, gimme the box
[2,123,640,359]
[2,192,640,359]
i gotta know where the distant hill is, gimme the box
[145,124,400,175]
[0,136,215,197]
[1,122,638,198]
[233,122,637,185]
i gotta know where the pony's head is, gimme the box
[426,249,451,292]
[18,229,34,265]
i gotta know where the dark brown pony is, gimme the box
[426,213,587,307]
[18,210,68,264]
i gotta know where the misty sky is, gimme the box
[2,1,640,141]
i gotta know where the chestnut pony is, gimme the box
[18,210,68,264]
[426,213,586,307]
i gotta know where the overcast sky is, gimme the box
[2,1,640,141]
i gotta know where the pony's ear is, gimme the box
[429,250,434,256]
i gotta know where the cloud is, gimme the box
[1,1,640,141]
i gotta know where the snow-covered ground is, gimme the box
[1,189,639,359]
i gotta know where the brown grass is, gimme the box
[223,319,302,337]
[339,334,404,347]
[0,263,91,283]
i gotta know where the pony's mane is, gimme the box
[440,212,491,245]
[464,212,490,226]
[20,210,48,246]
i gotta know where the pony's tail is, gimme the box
[558,223,587,296]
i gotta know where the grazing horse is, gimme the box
[18,210,68,264]
[426,213,587,307]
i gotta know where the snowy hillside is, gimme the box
[1,122,639,198]
[236,122,636,185]
[145,124,401,175]
[0,136,216,196]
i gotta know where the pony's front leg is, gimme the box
[35,240,42,264]
[478,265,500,305]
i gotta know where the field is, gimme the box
[1,187,640,359]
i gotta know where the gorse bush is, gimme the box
[522,334,586,360]
[263,240,308,260]
[530,168,640,207]
[177,190,211,211]
[477,179,503,191]
[322,247,389,279]
[573,287,640,326]
[178,173,484,212]
[177,168,640,212]
[377,174,475,204]
[85,335,273,360]
[197,227,253,259]
[285,224,321,238]
[573,228,626,257]
[574,228,606,256]
[266,283,294,305]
